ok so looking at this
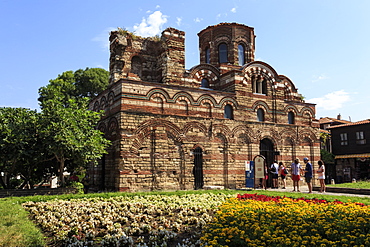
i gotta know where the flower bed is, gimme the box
[23,193,234,246]
[201,193,370,247]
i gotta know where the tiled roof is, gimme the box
[328,119,370,129]
[319,117,351,125]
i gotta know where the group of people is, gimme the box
[262,158,326,193]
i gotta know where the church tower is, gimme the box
[198,23,256,67]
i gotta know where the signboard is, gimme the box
[245,161,251,171]
[254,155,265,179]
[245,161,254,188]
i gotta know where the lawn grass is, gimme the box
[2,186,370,246]
[0,199,45,247]
[327,180,370,189]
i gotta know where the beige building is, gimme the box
[89,23,320,192]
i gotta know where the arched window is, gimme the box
[288,111,295,124]
[201,78,209,88]
[257,108,265,122]
[238,44,245,65]
[253,75,267,95]
[131,56,142,77]
[205,47,210,64]
[224,104,233,119]
[218,43,228,63]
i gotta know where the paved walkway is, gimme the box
[253,186,370,198]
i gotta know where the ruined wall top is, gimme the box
[109,27,185,85]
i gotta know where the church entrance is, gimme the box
[260,138,275,188]
[193,147,204,189]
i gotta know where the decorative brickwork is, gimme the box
[89,23,320,192]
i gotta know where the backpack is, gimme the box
[283,168,288,175]
[271,165,276,173]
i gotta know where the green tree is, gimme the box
[0,108,49,189]
[41,98,110,186]
[38,67,109,107]
[321,149,335,165]
[74,68,110,97]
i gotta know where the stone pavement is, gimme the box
[252,186,370,198]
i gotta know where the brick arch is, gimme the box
[146,88,171,102]
[300,107,315,118]
[232,125,255,142]
[196,94,217,107]
[219,97,238,109]
[98,122,107,135]
[107,117,119,140]
[299,129,318,144]
[130,119,182,154]
[281,128,298,143]
[189,64,220,86]
[284,105,299,115]
[251,100,270,112]
[172,91,196,105]
[258,134,278,148]
[182,121,208,136]
[212,124,232,141]
[190,144,206,152]
[279,76,297,100]
[93,101,100,111]
[242,61,278,86]
[100,96,107,110]
[107,91,115,106]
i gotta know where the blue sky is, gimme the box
[1,0,369,122]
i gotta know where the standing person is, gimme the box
[279,162,287,189]
[316,160,326,193]
[303,157,313,193]
[262,164,268,190]
[291,158,302,192]
[270,161,279,188]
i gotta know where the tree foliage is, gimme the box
[320,149,335,165]
[41,98,110,186]
[38,67,109,107]
[0,68,110,189]
[0,108,49,188]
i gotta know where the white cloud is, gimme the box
[92,27,116,51]
[308,90,350,111]
[194,17,203,23]
[231,7,237,13]
[176,17,182,26]
[133,10,168,37]
[156,5,160,9]
[312,74,329,83]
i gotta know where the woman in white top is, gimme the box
[316,160,326,193]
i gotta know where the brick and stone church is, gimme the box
[89,22,320,192]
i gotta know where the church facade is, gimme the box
[89,23,320,192]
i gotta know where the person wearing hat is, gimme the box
[303,157,313,193]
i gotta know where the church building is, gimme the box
[89,23,320,192]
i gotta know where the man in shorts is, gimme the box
[303,157,313,193]
[270,161,279,188]
[291,158,302,192]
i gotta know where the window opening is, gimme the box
[218,43,228,63]
[201,78,209,88]
[340,133,348,146]
[224,104,233,119]
[205,48,210,64]
[356,131,366,145]
[257,108,265,122]
[288,112,295,124]
[238,44,245,65]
